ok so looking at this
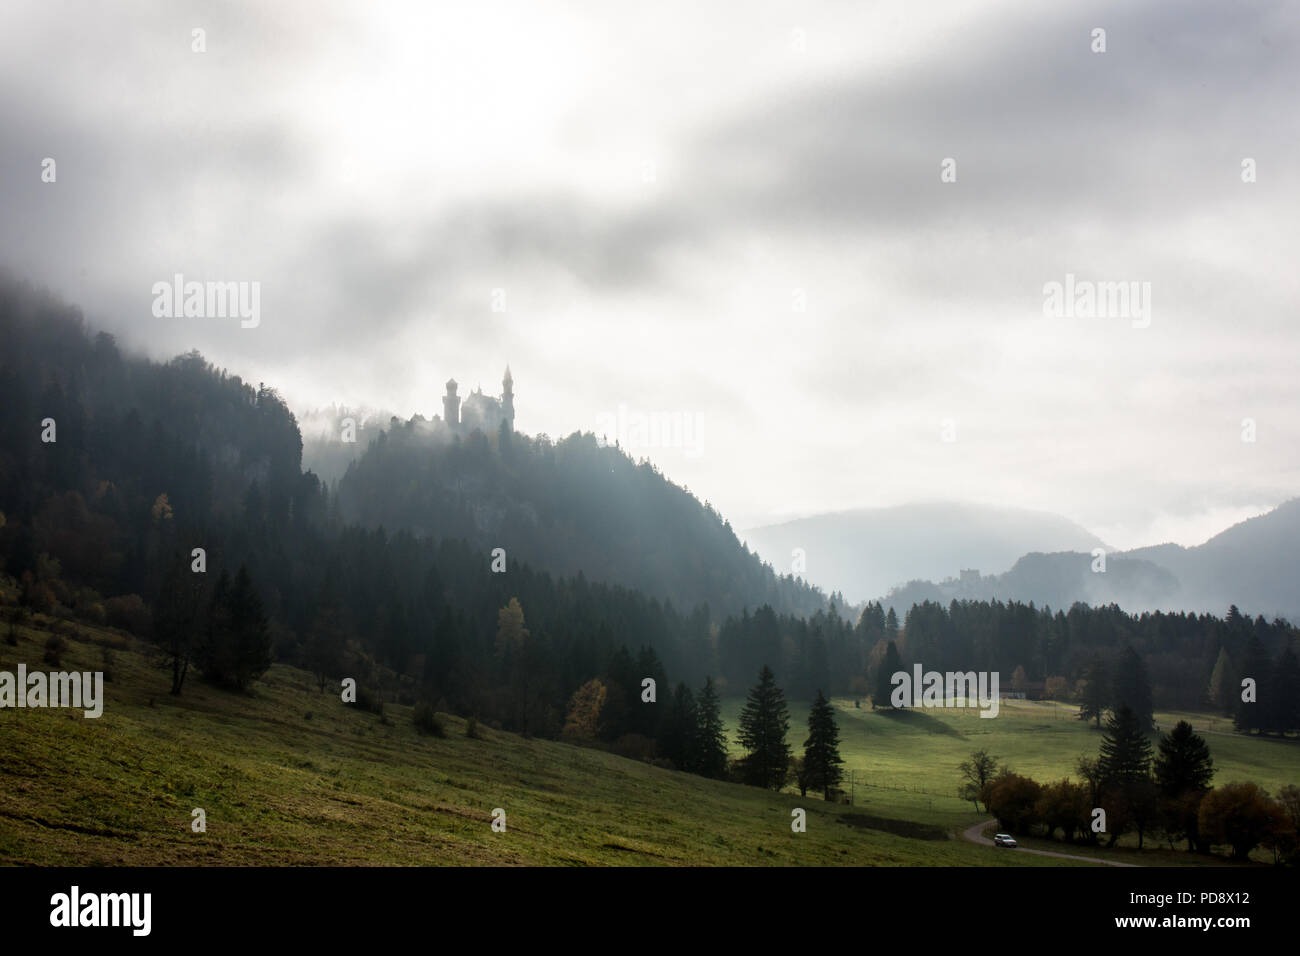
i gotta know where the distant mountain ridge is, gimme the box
[741,502,1109,604]
[1116,499,1300,620]
[744,499,1300,622]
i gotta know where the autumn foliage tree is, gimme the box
[563,678,607,742]
[1198,782,1282,859]
[985,773,1042,833]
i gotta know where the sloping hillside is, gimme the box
[337,418,826,618]
[1122,500,1300,620]
[0,611,1050,867]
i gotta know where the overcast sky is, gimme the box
[2,0,1297,550]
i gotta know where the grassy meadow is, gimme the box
[0,611,1294,866]
[722,694,1300,849]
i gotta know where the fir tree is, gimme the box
[695,676,730,779]
[1235,636,1269,733]
[1078,654,1108,729]
[1099,704,1153,790]
[663,682,700,772]
[1098,704,1156,848]
[153,548,208,695]
[803,689,844,800]
[1154,720,1214,795]
[197,564,272,691]
[1110,645,1154,731]
[1153,719,1214,851]
[738,665,791,789]
[1270,646,1300,734]
[875,639,902,709]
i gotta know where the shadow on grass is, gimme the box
[837,813,949,841]
[875,707,966,737]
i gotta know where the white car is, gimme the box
[993,833,1018,848]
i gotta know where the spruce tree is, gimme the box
[1153,720,1215,796]
[663,682,700,772]
[1110,645,1154,732]
[1098,704,1153,790]
[153,548,207,695]
[198,564,272,691]
[803,689,844,799]
[1153,719,1214,852]
[1235,636,1269,733]
[875,640,902,709]
[1271,646,1300,734]
[738,665,791,789]
[1078,654,1108,729]
[1098,704,1156,847]
[884,607,899,640]
[695,677,729,779]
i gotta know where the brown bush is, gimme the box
[104,594,151,636]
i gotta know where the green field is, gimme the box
[1,613,1294,866]
[722,695,1300,845]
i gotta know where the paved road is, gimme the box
[961,820,1139,867]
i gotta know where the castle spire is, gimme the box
[502,364,515,431]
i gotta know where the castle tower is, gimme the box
[501,365,514,431]
[442,378,460,428]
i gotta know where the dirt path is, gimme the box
[961,820,1139,867]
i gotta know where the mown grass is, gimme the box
[0,615,1080,867]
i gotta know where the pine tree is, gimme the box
[1098,704,1156,847]
[153,549,207,695]
[635,645,669,738]
[738,665,791,790]
[695,676,729,779]
[663,682,700,772]
[1098,704,1153,790]
[1235,636,1269,733]
[884,607,899,639]
[1270,646,1300,734]
[197,564,272,691]
[1078,654,1108,729]
[1110,645,1154,731]
[803,689,844,800]
[875,640,902,709]
[1154,720,1215,796]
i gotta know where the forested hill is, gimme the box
[0,276,824,622]
[0,278,317,600]
[334,415,827,620]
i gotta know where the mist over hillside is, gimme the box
[742,502,1109,604]
[1119,499,1300,620]
[300,405,394,489]
[874,502,1300,622]
[334,412,828,619]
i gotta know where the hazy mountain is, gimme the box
[741,502,1108,604]
[334,417,828,620]
[880,551,1181,616]
[874,500,1300,621]
[1120,499,1300,620]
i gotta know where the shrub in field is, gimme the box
[43,634,66,666]
[413,702,445,737]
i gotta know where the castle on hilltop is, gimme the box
[441,366,514,434]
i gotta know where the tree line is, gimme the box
[966,713,1300,862]
[3,277,1298,757]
